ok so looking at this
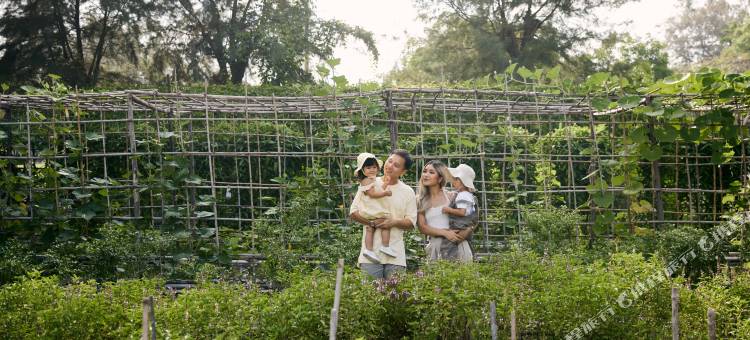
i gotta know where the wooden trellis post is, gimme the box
[672,287,680,340]
[127,95,141,218]
[329,258,344,340]
[489,301,498,340]
[141,296,156,340]
[385,90,398,150]
[707,308,716,340]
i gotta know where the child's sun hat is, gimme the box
[354,152,383,176]
[448,164,476,191]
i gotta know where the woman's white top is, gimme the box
[424,191,450,229]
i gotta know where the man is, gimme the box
[349,149,417,279]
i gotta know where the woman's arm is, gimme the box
[418,213,461,242]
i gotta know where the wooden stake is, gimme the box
[510,307,517,340]
[707,308,716,340]
[489,301,498,340]
[672,287,679,340]
[329,258,344,340]
[141,297,151,340]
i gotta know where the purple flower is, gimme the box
[415,270,425,278]
[389,289,399,299]
[401,290,411,299]
[376,284,385,293]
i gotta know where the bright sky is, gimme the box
[313,0,694,83]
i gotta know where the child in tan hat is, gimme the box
[352,152,398,263]
[441,164,478,261]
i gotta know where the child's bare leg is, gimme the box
[381,228,390,247]
[365,226,375,251]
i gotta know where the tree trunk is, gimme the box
[230,60,248,84]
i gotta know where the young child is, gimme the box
[353,152,398,263]
[441,164,479,260]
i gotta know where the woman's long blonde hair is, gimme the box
[417,160,451,212]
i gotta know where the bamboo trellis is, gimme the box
[1,88,748,252]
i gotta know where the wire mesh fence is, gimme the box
[1,88,748,253]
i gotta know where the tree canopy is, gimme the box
[0,0,378,87]
[387,0,633,83]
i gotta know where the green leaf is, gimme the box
[547,65,560,80]
[617,95,641,109]
[517,66,534,79]
[722,194,735,205]
[655,125,677,143]
[72,190,92,199]
[680,126,700,142]
[332,75,348,88]
[623,181,644,196]
[0,130,6,139]
[505,63,518,75]
[600,159,619,168]
[194,211,214,218]
[640,145,662,161]
[326,58,341,68]
[630,200,653,213]
[591,97,610,111]
[158,131,177,139]
[85,132,104,141]
[585,178,608,194]
[592,192,615,208]
[184,175,203,185]
[1,83,9,92]
[666,107,686,119]
[663,73,691,85]
[611,175,625,186]
[643,108,664,117]
[316,64,330,78]
[629,126,649,145]
[587,72,610,86]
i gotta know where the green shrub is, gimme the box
[522,206,584,254]
[159,282,267,338]
[0,239,39,284]
[0,273,161,339]
[656,225,723,282]
[3,252,750,339]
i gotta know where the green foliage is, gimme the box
[522,207,584,254]
[656,225,724,282]
[0,239,39,284]
[0,273,162,339]
[389,0,635,85]
[159,282,267,338]
[4,252,750,339]
[34,223,178,282]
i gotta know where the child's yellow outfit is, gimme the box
[355,179,391,220]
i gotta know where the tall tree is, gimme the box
[388,0,632,83]
[665,0,748,65]
[0,0,157,87]
[161,0,378,84]
[571,33,673,87]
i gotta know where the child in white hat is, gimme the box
[352,152,398,263]
[441,163,479,260]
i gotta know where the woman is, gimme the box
[417,160,473,262]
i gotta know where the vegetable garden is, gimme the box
[1,68,750,338]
